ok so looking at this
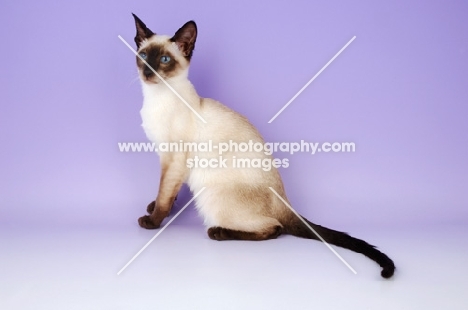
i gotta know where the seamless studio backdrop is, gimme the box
[0,1,467,309]
[1,0,466,229]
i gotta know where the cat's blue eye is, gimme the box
[160,55,171,64]
[139,52,147,60]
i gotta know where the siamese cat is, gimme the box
[130,14,396,279]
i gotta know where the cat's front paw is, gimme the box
[146,201,155,214]
[138,215,160,229]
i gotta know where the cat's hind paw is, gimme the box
[208,226,228,240]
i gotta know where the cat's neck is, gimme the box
[141,75,200,110]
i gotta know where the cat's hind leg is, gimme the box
[208,225,282,241]
[207,216,283,241]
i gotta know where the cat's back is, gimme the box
[199,97,262,141]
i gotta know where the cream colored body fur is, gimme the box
[139,36,289,232]
[129,16,396,278]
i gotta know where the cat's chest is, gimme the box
[140,95,192,143]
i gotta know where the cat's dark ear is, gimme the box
[171,21,197,60]
[132,13,154,48]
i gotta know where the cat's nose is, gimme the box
[143,67,153,78]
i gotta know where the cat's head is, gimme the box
[132,14,197,84]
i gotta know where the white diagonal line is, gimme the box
[268,36,356,123]
[118,35,207,124]
[268,187,357,274]
[117,187,206,275]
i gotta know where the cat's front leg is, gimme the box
[146,194,177,214]
[138,152,188,229]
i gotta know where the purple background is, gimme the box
[1,0,467,230]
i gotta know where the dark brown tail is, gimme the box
[284,215,395,278]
